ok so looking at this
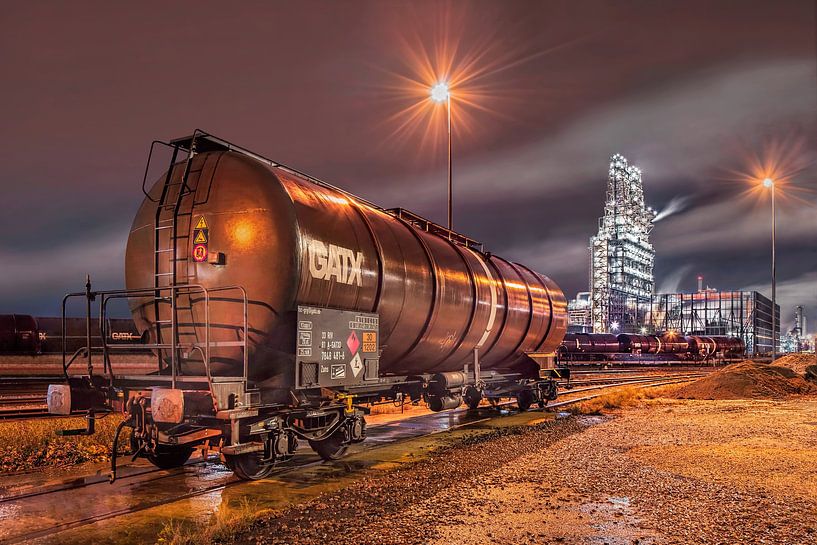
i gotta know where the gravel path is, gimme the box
[239,398,817,545]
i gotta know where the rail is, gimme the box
[61,282,249,393]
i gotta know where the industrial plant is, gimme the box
[589,154,656,334]
[577,155,785,356]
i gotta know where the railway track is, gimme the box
[0,377,54,419]
[0,367,711,420]
[0,373,699,545]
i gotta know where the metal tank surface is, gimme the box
[126,149,567,383]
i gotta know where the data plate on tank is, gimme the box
[295,306,379,389]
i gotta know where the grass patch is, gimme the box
[568,384,682,415]
[156,498,268,545]
[0,414,128,473]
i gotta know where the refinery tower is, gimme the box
[590,154,657,333]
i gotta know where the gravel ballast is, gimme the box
[237,397,817,545]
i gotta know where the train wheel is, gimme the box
[464,386,482,410]
[147,445,194,469]
[224,452,275,480]
[309,429,349,461]
[516,389,534,412]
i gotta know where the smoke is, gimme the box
[653,195,693,222]
[656,264,693,294]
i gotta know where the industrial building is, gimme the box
[589,154,657,333]
[644,288,779,356]
[567,292,592,333]
[782,305,811,353]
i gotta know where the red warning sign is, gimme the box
[192,244,208,262]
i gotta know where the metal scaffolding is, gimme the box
[590,154,656,333]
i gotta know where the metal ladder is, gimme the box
[151,138,201,375]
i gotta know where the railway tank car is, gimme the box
[125,143,567,382]
[558,332,746,362]
[47,131,568,481]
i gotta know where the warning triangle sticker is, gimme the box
[193,230,208,244]
[194,216,208,230]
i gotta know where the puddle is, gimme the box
[9,406,565,544]
[577,414,611,426]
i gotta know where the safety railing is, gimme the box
[61,281,249,393]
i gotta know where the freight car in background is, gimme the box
[47,131,569,481]
[0,315,146,355]
[558,332,746,363]
[0,314,39,353]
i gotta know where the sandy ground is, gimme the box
[246,397,817,545]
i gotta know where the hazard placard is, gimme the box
[362,331,377,352]
[192,216,209,262]
[192,244,208,262]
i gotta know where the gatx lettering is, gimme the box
[308,241,363,286]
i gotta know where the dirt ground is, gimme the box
[242,396,817,545]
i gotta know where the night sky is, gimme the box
[1,1,816,330]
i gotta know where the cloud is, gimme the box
[379,59,817,211]
[742,270,817,332]
[0,229,128,314]
[656,264,694,294]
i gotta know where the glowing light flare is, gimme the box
[373,6,587,157]
[430,82,450,103]
[722,135,815,207]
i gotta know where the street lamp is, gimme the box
[762,177,777,361]
[430,81,453,230]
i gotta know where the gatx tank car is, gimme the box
[558,332,746,363]
[47,131,568,480]
[0,315,144,355]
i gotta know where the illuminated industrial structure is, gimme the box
[783,305,810,353]
[645,289,779,356]
[590,154,656,333]
[793,305,807,339]
[567,292,592,333]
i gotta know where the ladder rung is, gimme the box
[155,272,174,276]
[155,249,175,253]
[155,319,173,324]
[156,225,173,230]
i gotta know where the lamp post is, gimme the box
[763,177,777,361]
[430,81,453,230]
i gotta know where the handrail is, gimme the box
[63,282,249,394]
